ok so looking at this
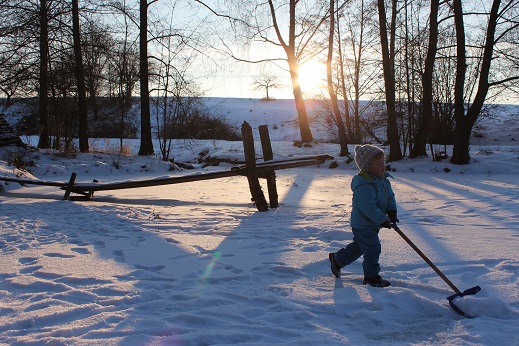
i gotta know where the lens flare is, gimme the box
[199,250,222,285]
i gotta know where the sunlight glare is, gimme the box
[298,59,326,94]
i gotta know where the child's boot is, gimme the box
[329,253,341,278]
[362,275,390,287]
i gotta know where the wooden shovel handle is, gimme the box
[392,224,462,295]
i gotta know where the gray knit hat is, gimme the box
[354,144,384,171]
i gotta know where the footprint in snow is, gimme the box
[19,257,39,265]
[93,240,106,248]
[19,265,43,274]
[71,247,91,254]
[68,238,89,247]
[134,264,165,272]
[112,250,125,263]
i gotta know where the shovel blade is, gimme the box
[447,286,482,318]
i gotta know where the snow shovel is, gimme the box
[391,223,481,317]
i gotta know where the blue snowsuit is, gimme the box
[334,171,397,278]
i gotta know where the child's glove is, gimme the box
[381,218,392,229]
[387,211,399,224]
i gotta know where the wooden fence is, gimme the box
[0,122,333,211]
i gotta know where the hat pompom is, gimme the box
[354,144,384,171]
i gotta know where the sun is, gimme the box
[297,59,327,93]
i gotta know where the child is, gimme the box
[328,144,398,287]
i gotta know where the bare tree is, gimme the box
[38,0,50,149]
[0,1,33,107]
[252,73,281,100]
[81,22,113,120]
[451,0,519,164]
[409,0,439,158]
[151,11,199,161]
[266,0,324,143]
[326,0,349,156]
[377,0,402,161]
[138,0,154,156]
[72,0,88,153]
[336,0,380,144]
[113,1,139,154]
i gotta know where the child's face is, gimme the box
[369,154,386,179]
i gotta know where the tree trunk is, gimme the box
[377,0,402,161]
[452,0,467,163]
[284,58,312,143]
[336,35,354,142]
[72,0,89,153]
[327,0,348,156]
[451,0,500,164]
[410,0,439,158]
[268,0,313,144]
[451,117,472,164]
[138,0,154,156]
[37,0,50,149]
[289,70,313,143]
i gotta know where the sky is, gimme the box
[198,60,327,100]
[0,99,518,344]
[197,63,291,99]
[149,0,332,100]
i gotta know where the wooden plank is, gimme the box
[63,172,77,200]
[259,124,278,208]
[253,154,334,167]
[0,176,68,187]
[242,157,333,172]
[241,121,268,212]
[67,169,240,193]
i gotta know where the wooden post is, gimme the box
[241,122,268,212]
[258,124,278,208]
[63,172,77,200]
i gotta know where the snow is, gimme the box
[1,98,519,345]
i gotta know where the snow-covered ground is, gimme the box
[1,98,518,345]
